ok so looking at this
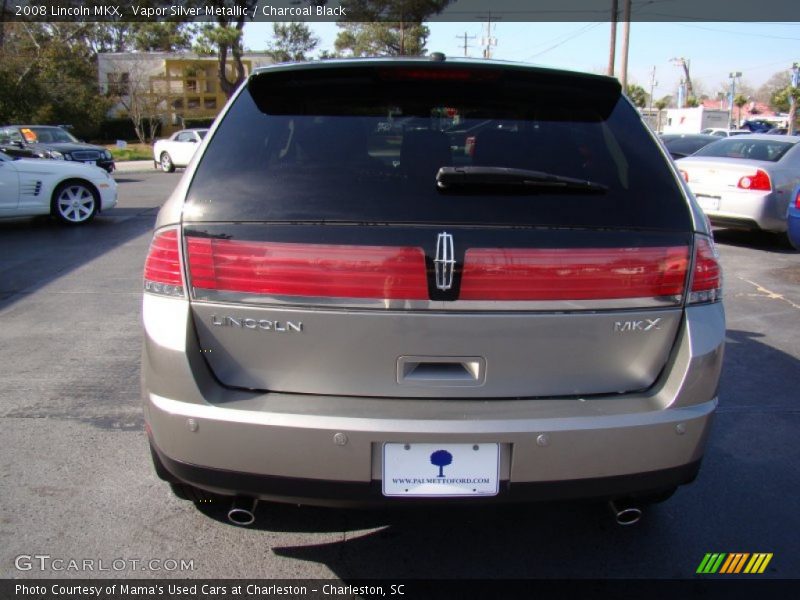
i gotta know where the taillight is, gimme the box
[186,238,428,300]
[737,169,771,191]
[679,170,689,183]
[794,188,800,210]
[460,246,690,301]
[688,236,722,304]
[143,229,184,297]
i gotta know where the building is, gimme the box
[98,52,274,135]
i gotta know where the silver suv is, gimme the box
[142,58,724,525]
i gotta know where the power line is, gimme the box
[525,23,602,60]
[672,22,800,41]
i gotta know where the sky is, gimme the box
[242,21,800,103]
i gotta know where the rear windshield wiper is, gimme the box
[436,166,608,194]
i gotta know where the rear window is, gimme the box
[662,136,716,156]
[693,138,794,162]
[185,65,691,230]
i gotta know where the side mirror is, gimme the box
[12,141,24,148]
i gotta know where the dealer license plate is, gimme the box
[695,194,721,212]
[382,443,499,497]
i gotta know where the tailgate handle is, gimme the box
[397,356,486,387]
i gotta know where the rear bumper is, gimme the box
[142,295,724,506]
[151,440,703,507]
[692,187,788,232]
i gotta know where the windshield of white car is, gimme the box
[692,139,794,162]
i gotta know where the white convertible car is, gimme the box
[152,128,208,172]
[0,151,117,225]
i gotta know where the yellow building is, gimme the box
[99,52,274,135]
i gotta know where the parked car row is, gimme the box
[700,128,751,137]
[0,125,115,172]
[0,150,117,224]
[676,135,800,235]
[152,128,208,172]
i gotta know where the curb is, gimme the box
[114,160,156,173]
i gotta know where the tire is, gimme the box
[160,152,175,173]
[51,180,98,225]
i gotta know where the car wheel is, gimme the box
[160,152,175,173]
[51,181,98,225]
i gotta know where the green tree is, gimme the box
[0,23,110,138]
[685,97,699,108]
[756,70,791,104]
[193,0,258,98]
[130,23,196,52]
[334,0,453,57]
[733,93,748,127]
[770,85,799,113]
[771,86,800,134]
[265,22,320,63]
[625,84,648,108]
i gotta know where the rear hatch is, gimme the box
[179,62,699,399]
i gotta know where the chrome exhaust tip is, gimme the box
[227,497,258,526]
[609,499,642,526]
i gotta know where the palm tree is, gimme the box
[626,84,648,108]
[734,94,748,128]
[654,97,670,132]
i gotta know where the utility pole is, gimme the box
[619,0,631,93]
[670,57,694,101]
[648,66,657,120]
[607,0,618,76]
[729,71,741,128]
[478,15,498,59]
[456,32,476,58]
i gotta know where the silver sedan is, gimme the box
[676,134,800,233]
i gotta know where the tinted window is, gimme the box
[26,127,78,143]
[186,65,691,231]
[693,139,794,162]
[663,136,716,156]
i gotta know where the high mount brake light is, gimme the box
[186,238,428,300]
[378,68,500,82]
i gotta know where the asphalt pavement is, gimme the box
[0,171,798,582]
